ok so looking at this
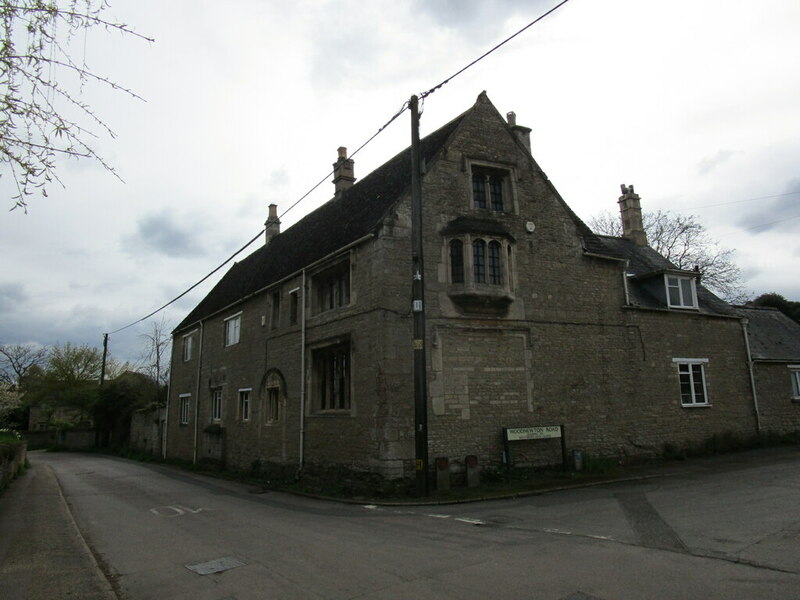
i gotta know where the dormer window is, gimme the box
[665,275,698,309]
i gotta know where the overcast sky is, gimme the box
[1,0,799,365]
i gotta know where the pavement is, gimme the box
[1,445,798,600]
[0,458,116,600]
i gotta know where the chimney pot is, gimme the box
[617,184,648,246]
[332,146,356,198]
[265,202,281,245]
[507,111,532,155]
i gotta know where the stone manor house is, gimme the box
[166,92,800,481]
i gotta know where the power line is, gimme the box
[106,2,570,337]
[680,191,800,211]
[107,102,412,337]
[419,0,572,101]
[743,213,800,232]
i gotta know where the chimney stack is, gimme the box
[618,184,648,246]
[507,111,532,154]
[265,203,280,245]
[332,146,356,198]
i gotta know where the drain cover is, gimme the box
[186,556,245,575]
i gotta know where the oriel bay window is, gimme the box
[450,237,509,288]
[313,342,351,411]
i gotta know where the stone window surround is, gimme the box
[447,234,514,292]
[309,336,352,415]
[311,258,351,316]
[211,388,222,422]
[464,157,519,215]
[673,358,710,407]
[264,370,285,424]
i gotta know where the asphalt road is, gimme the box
[2,448,800,600]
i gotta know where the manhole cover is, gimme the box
[186,556,245,575]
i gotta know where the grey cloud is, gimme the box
[265,167,289,188]
[125,210,205,258]
[737,179,800,234]
[0,282,27,314]
[696,149,738,175]
[416,0,549,34]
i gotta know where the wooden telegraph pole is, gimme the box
[409,95,429,496]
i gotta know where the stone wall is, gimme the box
[0,440,27,490]
[129,408,165,457]
[753,362,800,434]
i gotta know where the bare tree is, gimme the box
[1,0,153,211]
[138,317,171,404]
[588,209,748,303]
[0,342,47,425]
[0,342,48,389]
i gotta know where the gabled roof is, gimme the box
[733,306,800,361]
[175,103,468,332]
[593,235,733,315]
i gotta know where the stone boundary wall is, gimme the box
[0,440,27,490]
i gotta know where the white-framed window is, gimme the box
[665,275,698,309]
[673,358,709,406]
[179,394,191,424]
[182,331,195,362]
[238,388,251,422]
[211,389,222,421]
[789,365,800,400]
[224,312,242,346]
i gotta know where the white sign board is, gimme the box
[505,426,562,441]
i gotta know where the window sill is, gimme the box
[310,410,353,417]
[681,403,712,408]
[448,287,513,316]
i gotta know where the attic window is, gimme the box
[665,275,698,309]
[472,168,507,212]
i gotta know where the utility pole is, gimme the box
[100,333,109,388]
[410,95,429,496]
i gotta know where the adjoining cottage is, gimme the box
[732,306,800,434]
[166,92,798,482]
